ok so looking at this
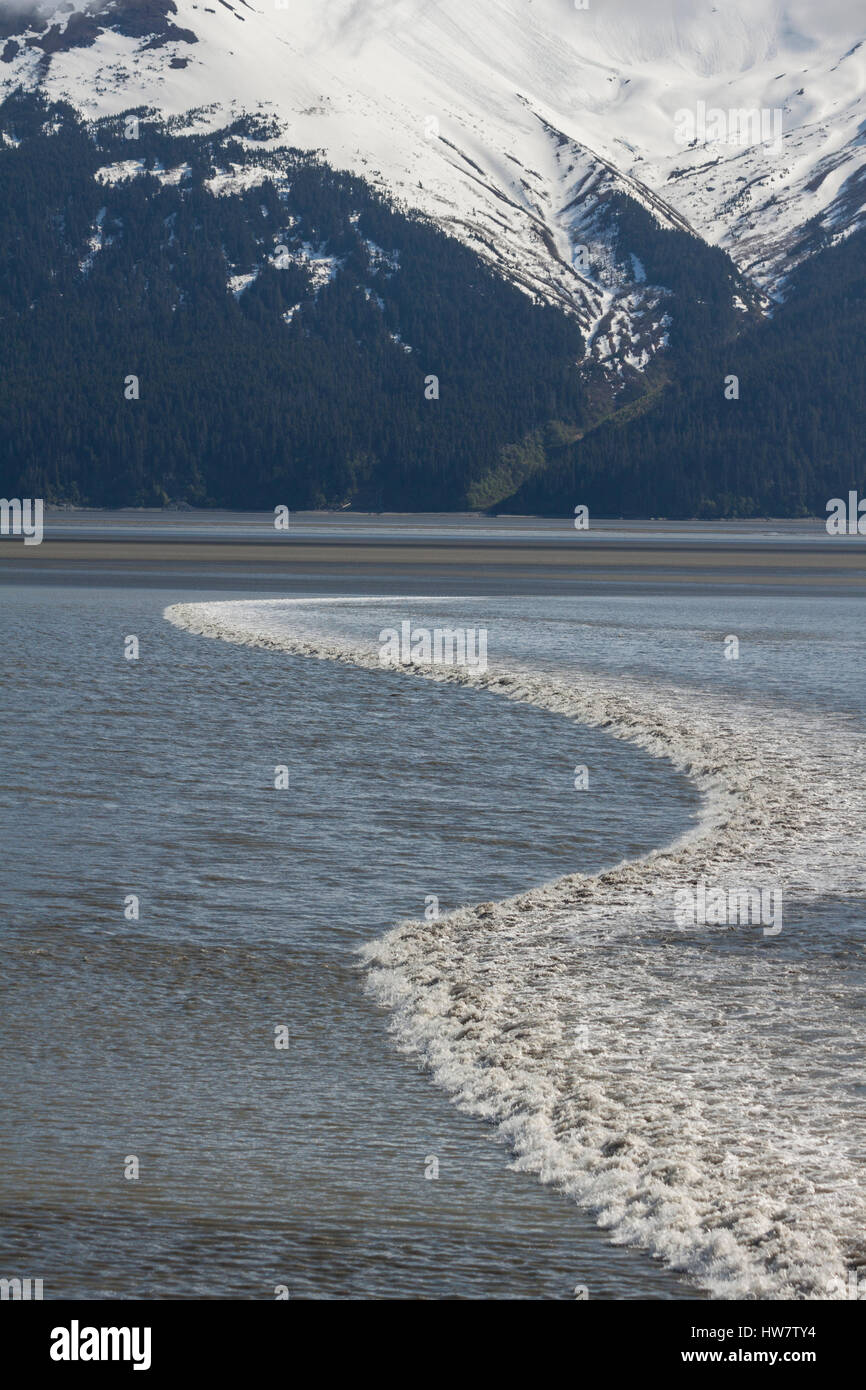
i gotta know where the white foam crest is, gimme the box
[165,598,866,1299]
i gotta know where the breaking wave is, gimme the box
[165,598,866,1299]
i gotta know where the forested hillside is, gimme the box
[507,224,866,517]
[1,89,862,516]
[0,91,587,510]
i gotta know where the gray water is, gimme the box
[2,575,864,1299]
[0,583,703,1299]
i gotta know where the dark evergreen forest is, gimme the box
[0,90,862,516]
[507,221,866,517]
[0,91,587,509]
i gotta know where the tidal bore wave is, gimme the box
[165,598,866,1299]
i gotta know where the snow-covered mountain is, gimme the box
[2,0,864,361]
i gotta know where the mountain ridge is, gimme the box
[0,4,863,516]
[1,0,863,360]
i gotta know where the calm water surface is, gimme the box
[0,583,701,1299]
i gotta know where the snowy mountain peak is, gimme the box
[1,0,863,341]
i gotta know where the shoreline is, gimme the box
[3,534,866,595]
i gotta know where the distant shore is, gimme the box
[2,514,865,595]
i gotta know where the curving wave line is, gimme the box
[165,597,866,1299]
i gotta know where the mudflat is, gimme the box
[3,532,865,595]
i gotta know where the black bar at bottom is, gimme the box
[3,1298,858,1378]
